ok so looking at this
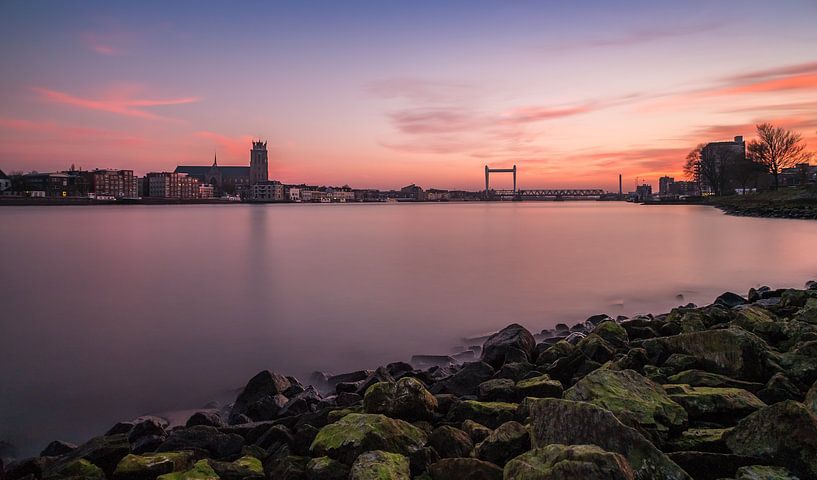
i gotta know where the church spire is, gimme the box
[213,151,218,167]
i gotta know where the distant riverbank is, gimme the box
[706,186,817,220]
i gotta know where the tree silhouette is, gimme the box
[747,123,812,189]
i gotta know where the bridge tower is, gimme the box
[484,165,517,194]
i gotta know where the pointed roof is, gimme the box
[213,152,218,167]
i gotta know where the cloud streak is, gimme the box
[30,87,201,121]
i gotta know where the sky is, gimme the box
[1,0,816,192]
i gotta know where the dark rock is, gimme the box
[112,451,194,480]
[735,465,799,479]
[264,454,307,480]
[207,455,264,480]
[554,323,569,332]
[411,355,455,368]
[493,361,537,381]
[446,400,517,429]
[255,424,294,450]
[291,424,321,456]
[664,384,766,425]
[305,456,349,480]
[186,410,225,428]
[280,386,323,417]
[586,314,614,326]
[515,374,563,399]
[757,373,802,404]
[577,334,617,363]
[326,370,371,387]
[430,362,495,397]
[130,434,165,455]
[564,331,586,344]
[53,434,131,477]
[664,427,730,453]
[157,425,244,459]
[477,379,516,402]
[716,292,748,308]
[666,452,761,480]
[427,426,473,458]
[428,458,502,480]
[666,370,764,393]
[230,370,292,421]
[480,324,536,369]
[461,420,492,444]
[127,416,167,445]
[349,450,410,480]
[105,422,135,436]
[40,440,77,457]
[362,377,437,421]
[473,421,529,466]
[309,413,427,465]
[504,444,635,480]
[385,361,414,379]
[535,340,575,366]
[355,366,395,395]
[807,379,817,415]
[409,447,440,477]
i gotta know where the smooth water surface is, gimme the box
[2,202,817,454]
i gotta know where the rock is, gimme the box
[408,447,439,477]
[40,440,77,457]
[46,458,105,480]
[473,421,529,466]
[355,367,395,395]
[446,400,518,429]
[263,454,308,480]
[757,373,801,404]
[309,413,426,464]
[208,456,264,480]
[430,362,495,397]
[735,465,800,479]
[55,434,132,477]
[554,323,569,332]
[105,422,135,436]
[781,289,813,308]
[427,426,473,458]
[113,452,193,480]
[280,386,323,416]
[716,292,748,308]
[526,398,691,480]
[349,450,410,480]
[157,425,244,459]
[577,334,618,363]
[230,370,292,421]
[411,355,456,368]
[807,380,817,415]
[779,340,817,386]
[305,456,349,480]
[593,321,629,348]
[461,420,492,444]
[386,361,415,379]
[536,341,574,366]
[515,374,563,399]
[666,370,763,393]
[186,410,225,428]
[664,428,730,453]
[480,324,536,369]
[724,400,817,478]
[156,459,218,480]
[428,458,502,480]
[564,369,687,436]
[665,452,761,480]
[664,385,766,425]
[494,361,537,382]
[641,327,777,382]
[362,377,437,421]
[504,444,635,479]
[477,379,517,402]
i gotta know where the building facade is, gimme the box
[86,169,137,198]
[250,141,269,185]
[145,172,202,199]
[249,181,284,201]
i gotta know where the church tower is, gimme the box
[250,140,268,185]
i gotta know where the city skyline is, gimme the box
[2,1,817,191]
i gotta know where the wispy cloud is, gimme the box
[30,86,201,121]
[547,21,724,50]
[79,31,130,56]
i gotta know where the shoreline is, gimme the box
[4,281,817,479]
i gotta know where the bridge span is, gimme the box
[483,165,606,200]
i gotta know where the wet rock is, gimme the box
[503,444,635,480]
[565,369,687,436]
[429,361,495,397]
[554,323,569,333]
[716,292,748,308]
[309,413,426,464]
[535,340,575,366]
[428,458,502,480]
[40,440,77,457]
[724,400,817,478]
[355,366,395,395]
[473,421,529,466]
[666,369,764,393]
[55,434,132,477]
[156,459,218,480]
[735,465,800,479]
[527,398,691,480]
[185,410,225,428]
[230,370,292,421]
[593,320,629,349]
[515,374,563,399]
[280,386,323,417]
[807,379,817,415]
[157,425,244,459]
[208,455,264,480]
[263,454,308,480]
[494,361,537,382]
[386,361,414,379]
[446,400,517,429]
[327,370,371,387]
[305,456,349,480]
[577,334,618,363]
[779,340,817,386]
[363,377,437,421]
[477,378,516,402]
[664,385,766,425]
[664,427,730,453]
[113,452,193,480]
[106,422,135,436]
[128,416,167,445]
[427,426,473,458]
[757,372,802,404]
[461,420,492,444]
[480,324,536,369]
[349,450,410,480]
[666,452,761,480]
[47,458,105,480]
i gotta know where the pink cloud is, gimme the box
[194,131,255,163]
[30,86,200,121]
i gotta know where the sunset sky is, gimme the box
[1,0,816,191]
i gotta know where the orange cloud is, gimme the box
[30,86,200,121]
[707,73,817,97]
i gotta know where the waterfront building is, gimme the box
[287,187,301,202]
[85,169,137,199]
[400,184,425,201]
[20,172,81,197]
[635,184,652,201]
[0,170,12,193]
[658,176,674,196]
[249,180,285,201]
[781,163,817,186]
[249,141,268,185]
[145,172,203,199]
[426,189,450,201]
[199,184,214,199]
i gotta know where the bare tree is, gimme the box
[747,123,812,189]
[683,144,704,181]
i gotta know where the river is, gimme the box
[2,202,817,455]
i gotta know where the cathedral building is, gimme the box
[175,140,268,195]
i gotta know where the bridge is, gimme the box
[484,165,606,200]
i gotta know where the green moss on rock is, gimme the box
[349,450,410,480]
[157,460,219,480]
[503,444,635,480]
[310,413,427,464]
[515,375,563,399]
[446,400,518,429]
[114,452,194,479]
[664,384,765,424]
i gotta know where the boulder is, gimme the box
[757,373,801,404]
[724,400,817,478]
[593,321,629,349]
[535,340,575,366]
[40,440,77,457]
[362,377,437,421]
[564,369,687,436]
[665,452,761,480]
[664,427,730,453]
[779,340,817,386]
[515,374,563,399]
[664,385,766,425]
[349,450,410,480]
[807,379,817,415]
[666,370,763,393]
[208,456,264,480]
[309,413,426,464]
[526,398,691,480]
[577,334,617,363]
[503,444,635,480]
[54,434,132,477]
[428,458,502,480]
[430,362,495,397]
[156,459,218,480]
[113,452,193,480]
[45,458,105,480]
[716,292,748,308]
[408,447,439,477]
[461,420,492,444]
[230,370,292,421]
[305,456,349,480]
[446,400,518,429]
[427,426,473,458]
[477,379,517,402]
[473,421,529,466]
[480,324,536,369]
[156,426,244,459]
[735,465,800,480]
[185,411,225,428]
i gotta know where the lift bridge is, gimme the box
[485,165,606,200]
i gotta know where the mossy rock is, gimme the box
[114,452,194,480]
[503,444,635,480]
[536,340,575,366]
[473,421,530,466]
[428,458,502,480]
[157,460,219,480]
[477,378,517,402]
[327,406,362,423]
[446,400,518,429]
[515,375,563,399]
[806,380,817,416]
[349,450,410,480]
[666,370,763,393]
[592,321,629,348]
[47,459,105,480]
[796,298,817,324]
[305,456,349,480]
[208,455,263,479]
[735,465,800,479]
[664,428,730,453]
[363,377,437,421]
[309,413,427,464]
[664,384,765,425]
[577,334,617,363]
[564,369,687,435]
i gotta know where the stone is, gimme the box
[156,459,218,480]
[309,413,426,464]
[480,324,536,369]
[807,379,817,415]
[230,370,292,421]
[757,373,801,404]
[305,456,349,480]
[577,334,617,363]
[428,458,502,480]
[363,377,437,421]
[427,426,473,458]
[461,420,492,444]
[40,440,77,457]
[515,374,563,399]
[664,428,730,453]
[446,400,518,429]
[430,362,495,397]
[503,444,635,480]
[157,426,244,459]
[735,465,800,480]
[208,456,264,480]
[494,362,537,382]
[564,369,687,436]
[526,398,691,480]
[716,292,748,308]
[113,452,194,480]
[665,452,761,480]
[349,450,410,480]
[46,458,105,480]
[724,400,817,478]
[263,454,308,480]
[593,321,629,348]
[535,340,575,366]
[664,384,766,425]
[280,386,323,416]
[55,434,132,477]
[186,411,225,428]
[666,370,763,393]
[477,379,517,402]
[473,421,529,466]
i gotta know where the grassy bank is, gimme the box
[707,185,817,219]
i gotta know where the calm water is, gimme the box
[2,202,817,455]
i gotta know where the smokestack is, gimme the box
[619,174,622,197]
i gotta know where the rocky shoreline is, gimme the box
[4,283,817,480]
